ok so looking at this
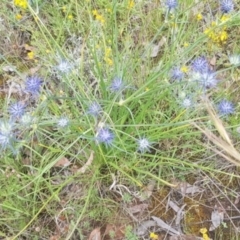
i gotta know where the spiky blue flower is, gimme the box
[165,0,178,10]
[56,60,72,74]
[109,77,124,92]
[96,127,114,147]
[57,117,69,128]
[0,133,10,149]
[229,54,240,65]
[0,121,14,150]
[171,67,184,80]
[87,102,102,117]
[25,76,43,95]
[137,138,151,153]
[191,57,209,73]
[220,0,234,13]
[218,99,234,115]
[197,71,218,89]
[182,97,192,108]
[8,102,25,118]
[20,113,35,126]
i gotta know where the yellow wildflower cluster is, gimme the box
[27,51,34,60]
[104,47,113,66]
[128,0,135,10]
[149,232,158,240]
[204,21,228,45]
[15,14,23,20]
[92,9,105,24]
[181,65,188,73]
[196,13,203,21]
[14,0,28,9]
[200,228,210,240]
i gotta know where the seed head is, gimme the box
[137,138,151,153]
[220,0,234,13]
[96,127,114,147]
[9,102,25,118]
[218,99,234,115]
[25,76,43,95]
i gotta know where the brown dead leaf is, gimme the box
[152,216,180,235]
[210,56,216,66]
[150,37,166,57]
[49,235,60,240]
[88,227,101,240]
[24,44,35,51]
[135,220,156,236]
[169,235,202,240]
[210,209,224,231]
[104,224,126,239]
[137,180,155,201]
[176,182,203,196]
[29,65,41,75]
[127,203,148,214]
[54,157,71,167]
[78,151,94,173]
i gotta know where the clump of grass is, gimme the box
[0,0,240,239]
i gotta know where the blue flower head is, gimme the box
[220,0,234,13]
[25,76,43,95]
[182,97,192,108]
[191,57,209,73]
[171,67,184,81]
[218,99,234,116]
[56,60,72,74]
[198,71,218,89]
[9,102,25,118]
[229,54,240,66]
[109,77,124,92]
[165,0,178,10]
[137,138,151,153]
[87,102,102,117]
[0,121,14,150]
[96,127,114,147]
[57,117,69,128]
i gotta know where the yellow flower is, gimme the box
[200,228,210,240]
[14,0,28,9]
[96,14,105,24]
[220,30,228,42]
[27,51,34,60]
[181,65,188,73]
[104,57,113,66]
[15,14,23,20]
[68,14,73,20]
[62,6,67,13]
[92,9,98,16]
[221,15,230,22]
[196,13,203,21]
[183,42,189,47]
[128,0,135,9]
[149,232,158,240]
